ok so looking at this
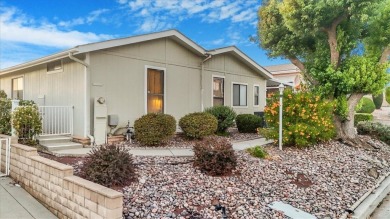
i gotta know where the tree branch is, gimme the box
[325,14,347,68]
[379,46,390,64]
[287,55,318,85]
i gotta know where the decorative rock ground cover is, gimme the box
[121,138,390,219]
[41,136,390,219]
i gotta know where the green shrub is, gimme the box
[179,112,217,139]
[0,90,6,98]
[134,113,176,145]
[236,114,263,133]
[354,113,374,126]
[372,93,383,109]
[386,87,390,104]
[12,105,42,145]
[246,146,268,159]
[357,121,390,145]
[356,97,376,113]
[0,98,11,135]
[204,106,236,134]
[260,90,335,147]
[193,136,237,176]
[81,145,137,187]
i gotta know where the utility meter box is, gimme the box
[108,115,119,126]
[94,97,107,145]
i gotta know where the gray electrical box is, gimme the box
[108,115,119,126]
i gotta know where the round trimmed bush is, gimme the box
[12,105,42,146]
[81,145,137,187]
[236,114,263,133]
[204,106,236,134]
[386,87,390,104]
[372,93,383,109]
[356,97,375,113]
[354,113,373,126]
[193,136,237,176]
[134,113,176,145]
[179,112,217,139]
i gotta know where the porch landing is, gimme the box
[37,135,83,151]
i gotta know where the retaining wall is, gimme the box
[0,135,123,219]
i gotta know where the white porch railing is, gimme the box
[39,106,74,136]
[0,136,11,177]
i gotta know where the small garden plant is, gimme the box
[354,113,374,126]
[81,145,137,187]
[356,97,375,113]
[193,136,237,176]
[236,114,263,133]
[260,90,335,147]
[357,121,390,145]
[12,105,42,146]
[205,105,236,135]
[179,112,217,139]
[246,145,268,159]
[134,113,176,145]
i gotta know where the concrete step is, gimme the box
[40,142,83,151]
[38,136,73,144]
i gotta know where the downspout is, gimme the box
[201,54,212,111]
[68,52,89,67]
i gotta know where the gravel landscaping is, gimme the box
[41,135,390,219]
[120,128,260,149]
[120,137,390,219]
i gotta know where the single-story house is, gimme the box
[0,30,273,145]
[265,63,301,95]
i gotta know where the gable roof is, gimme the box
[0,30,272,79]
[264,63,300,75]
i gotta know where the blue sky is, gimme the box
[0,0,289,69]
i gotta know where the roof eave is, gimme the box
[207,46,273,79]
[0,48,78,76]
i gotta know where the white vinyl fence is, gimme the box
[0,136,11,177]
[38,106,74,136]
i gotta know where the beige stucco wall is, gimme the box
[89,38,267,131]
[0,59,86,137]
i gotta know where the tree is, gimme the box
[257,0,390,144]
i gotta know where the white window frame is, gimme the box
[11,76,24,100]
[46,60,63,74]
[231,82,248,108]
[144,65,167,114]
[253,84,260,107]
[211,75,225,106]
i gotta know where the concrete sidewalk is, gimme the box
[52,138,273,157]
[0,177,57,219]
[371,193,390,219]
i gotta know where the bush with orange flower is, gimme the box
[259,89,335,147]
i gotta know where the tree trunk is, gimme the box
[380,46,390,64]
[334,93,365,141]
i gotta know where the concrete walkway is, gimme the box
[52,138,273,157]
[0,177,57,219]
[371,193,390,219]
[373,106,390,126]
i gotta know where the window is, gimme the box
[47,60,62,73]
[233,83,247,106]
[213,77,224,106]
[12,77,23,100]
[147,68,164,113]
[254,85,260,106]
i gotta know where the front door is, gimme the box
[147,68,164,113]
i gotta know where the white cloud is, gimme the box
[124,0,260,33]
[58,9,110,28]
[0,7,113,48]
[211,38,224,45]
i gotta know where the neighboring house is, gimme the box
[264,63,302,95]
[0,30,273,145]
